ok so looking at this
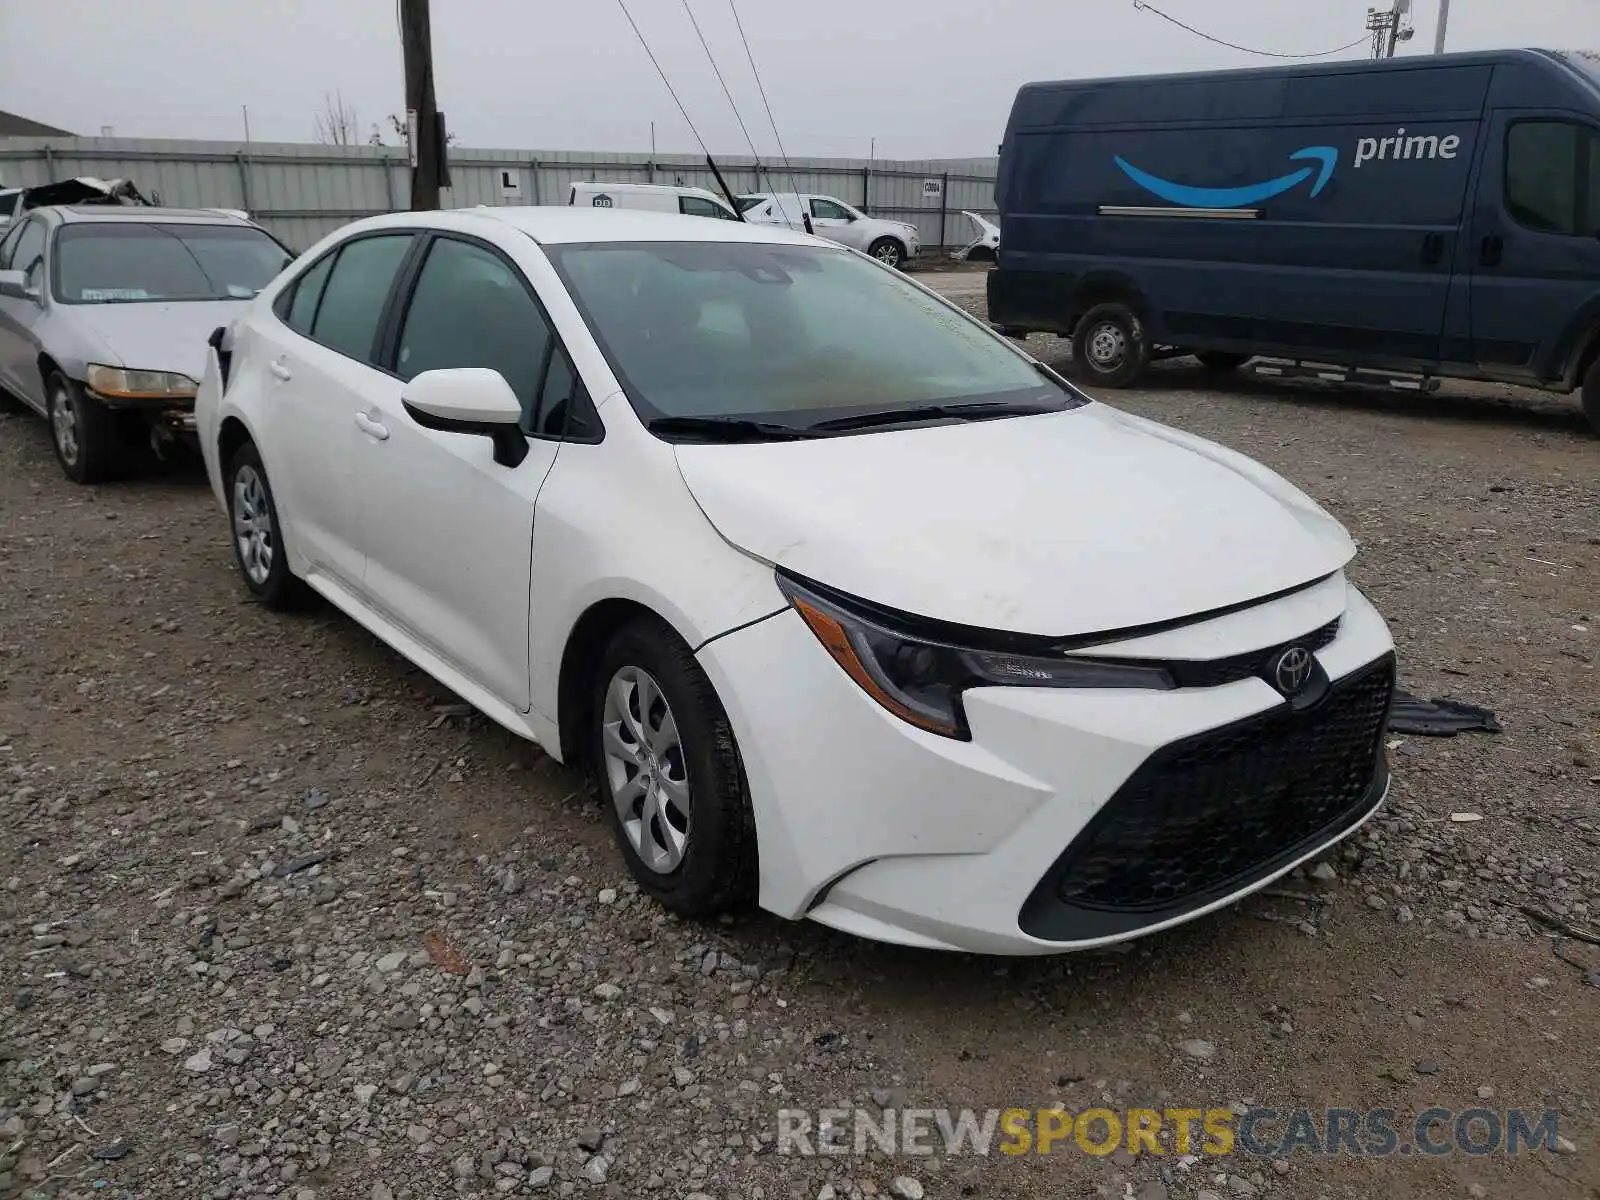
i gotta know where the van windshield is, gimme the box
[545,240,1078,432]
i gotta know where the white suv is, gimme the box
[738,192,919,268]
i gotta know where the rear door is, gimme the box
[1467,112,1600,380]
[262,231,416,588]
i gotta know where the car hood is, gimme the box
[65,300,246,381]
[673,403,1356,637]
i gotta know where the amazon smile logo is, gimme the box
[1114,146,1339,209]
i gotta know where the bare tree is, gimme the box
[384,112,458,146]
[312,91,362,146]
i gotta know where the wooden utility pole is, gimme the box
[401,0,443,210]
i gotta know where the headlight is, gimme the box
[778,573,1174,740]
[85,364,199,400]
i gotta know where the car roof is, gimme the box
[53,206,258,226]
[349,205,825,248]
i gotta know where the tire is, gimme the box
[1071,301,1150,388]
[868,237,906,270]
[1582,356,1600,437]
[1196,351,1252,373]
[225,441,303,610]
[590,616,757,917]
[47,372,122,484]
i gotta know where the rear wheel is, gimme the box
[1582,357,1600,436]
[868,237,906,270]
[226,441,304,609]
[590,617,757,917]
[1071,301,1150,388]
[1196,351,1252,373]
[48,372,121,484]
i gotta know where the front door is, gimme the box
[0,217,50,408]
[1468,111,1600,380]
[807,197,865,249]
[356,233,566,712]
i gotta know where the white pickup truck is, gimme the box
[737,192,919,269]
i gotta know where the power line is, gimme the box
[615,0,712,157]
[1132,1,1369,59]
[726,0,806,219]
[680,0,762,162]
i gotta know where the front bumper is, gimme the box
[696,579,1394,955]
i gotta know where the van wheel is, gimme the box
[1196,351,1252,373]
[1072,302,1150,388]
[1582,358,1600,436]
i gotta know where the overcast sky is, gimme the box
[2,0,1594,158]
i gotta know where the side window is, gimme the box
[310,234,412,362]
[283,253,335,335]
[10,220,47,287]
[1505,120,1599,236]
[535,346,600,440]
[810,198,852,221]
[0,218,28,268]
[396,237,552,427]
[678,195,727,220]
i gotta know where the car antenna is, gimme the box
[704,154,748,223]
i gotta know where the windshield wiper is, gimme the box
[646,415,819,442]
[807,400,1061,433]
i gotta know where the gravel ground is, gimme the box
[1,276,1597,1200]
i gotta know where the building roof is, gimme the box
[0,110,75,138]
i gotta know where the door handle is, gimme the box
[1479,233,1503,267]
[355,410,389,441]
[1421,232,1444,265]
[269,359,292,381]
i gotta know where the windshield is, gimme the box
[735,196,767,213]
[545,241,1074,427]
[53,223,292,304]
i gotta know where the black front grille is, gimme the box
[1022,655,1394,937]
[1163,618,1341,690]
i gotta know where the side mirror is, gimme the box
[0,269,36,301]
[401,367,529,468]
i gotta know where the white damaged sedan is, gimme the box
[196,207,1395,954]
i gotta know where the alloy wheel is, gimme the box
[601,665,691,874]
[50,387,79,467]
[232,465,275,586]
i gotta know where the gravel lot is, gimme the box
[1,272,1597,1200]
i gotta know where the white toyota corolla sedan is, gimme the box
[196,207,1395,955]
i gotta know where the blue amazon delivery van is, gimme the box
[989,49,1600,432]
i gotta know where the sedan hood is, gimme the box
[674,404,1355,638]
[68,300,246,381]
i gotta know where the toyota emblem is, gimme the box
[1272,646,1314,695]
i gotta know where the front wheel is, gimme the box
[868,238,906,270]
[48,373,121,484]
[1582,357,1600,436]
[1071,301,1150,388]
[590,617,757,917]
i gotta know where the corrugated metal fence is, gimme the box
[0,137,998,255]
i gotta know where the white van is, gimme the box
[568,181,741,222]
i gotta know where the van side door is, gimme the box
[1467,112,1600,382]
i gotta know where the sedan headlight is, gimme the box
[778,573,1174,740]
[85,364,199,400]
